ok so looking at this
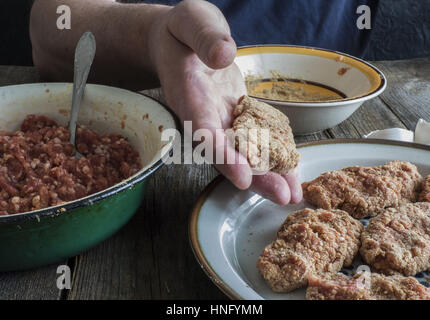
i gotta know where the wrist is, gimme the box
[146,6,173,78]
[108,3,171,85]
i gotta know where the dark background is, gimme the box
[366,0,430,60]
[0,1,33,66]
[0,0,429,66]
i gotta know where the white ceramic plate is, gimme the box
[189,139,430,300]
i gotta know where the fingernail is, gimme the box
[208,38,236,69]
[291,188,303,204]
[238,169,252,189]
[275,188,291,206]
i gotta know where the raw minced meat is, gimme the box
[0,115,142,215]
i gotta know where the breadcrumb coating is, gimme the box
[232,95,299,174]
[306,273,430,300]
[257,208,363,292]
[302,161,422,219]
[419,175,430,202]
[360,202,430,276]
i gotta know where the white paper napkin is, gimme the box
[363,119,430,145]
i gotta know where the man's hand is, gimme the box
[30,0,302,205]
[148,0,302,205]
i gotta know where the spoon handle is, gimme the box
[69,32,96,147]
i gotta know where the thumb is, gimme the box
[167,0,237,69]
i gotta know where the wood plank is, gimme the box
[328,97,407,139]
[68,164,226,299]
[295,130,330,144]
[373,58,430,130]
[0,264,62,300]
[1,57,428,300]
[0,66,40,86]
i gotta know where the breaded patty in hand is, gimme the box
[419,175,430,202]
[232,95,299,174]
[257,208,363,293]
[360,202,430,276]
[302,161,423,219]
[306,273,430,300]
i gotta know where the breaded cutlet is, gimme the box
[306,273,430,300]
[257,208,363,292]
[360,202,430,276]
[232,95,299,174]
[302,161,422,219]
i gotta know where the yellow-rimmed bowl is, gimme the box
[235,45,387,135]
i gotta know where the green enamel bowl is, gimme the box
[0,83,178,271]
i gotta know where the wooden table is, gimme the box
[0,58,429,299]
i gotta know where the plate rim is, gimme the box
[188,138,430,300]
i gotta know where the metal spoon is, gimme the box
[69,32,96,158]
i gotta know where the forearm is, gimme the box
[30,0,170,90]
